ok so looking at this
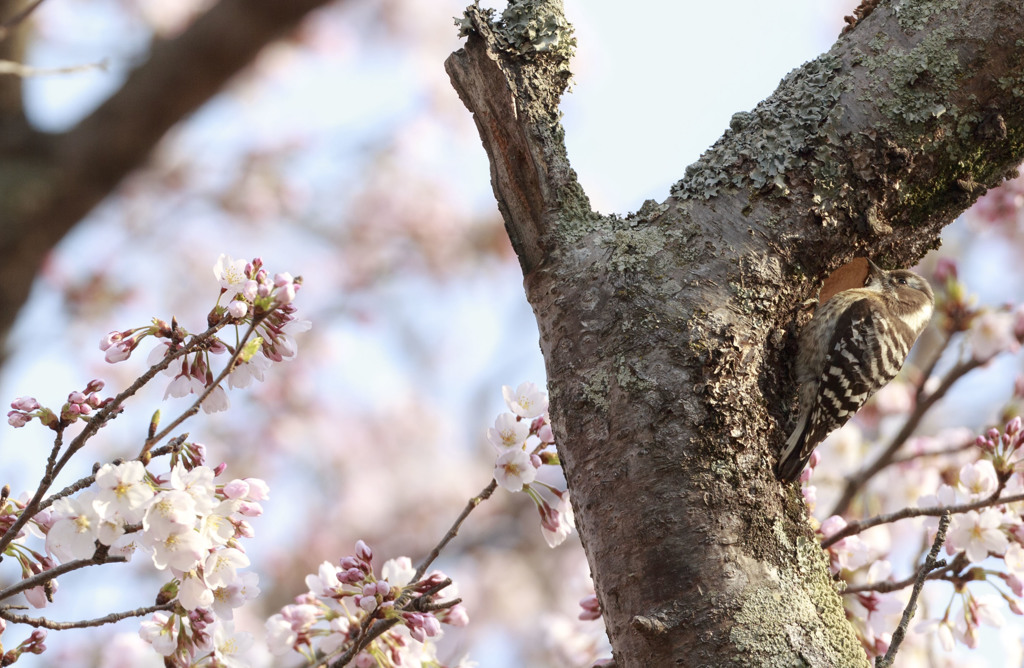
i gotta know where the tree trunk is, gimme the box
[446,1,1024,665]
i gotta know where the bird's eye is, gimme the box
[896,277,908,285]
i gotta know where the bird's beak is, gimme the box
[867,258,883,276]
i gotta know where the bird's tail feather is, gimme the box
[776,414,808,483]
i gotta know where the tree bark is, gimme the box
[447,0,1024,665]
[0,0,335,353]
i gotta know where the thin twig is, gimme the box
[0,550,126,601]
[0,59,107,77]
[843,552,968,595]
[0,602,172,629]
[831,358,983,517]
[875,512,951,668]
[821,490,1024,550]
[887,439,975,466]
[913,329,953,406]
[413,479,497,582]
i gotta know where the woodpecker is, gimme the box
[776,260,934,482]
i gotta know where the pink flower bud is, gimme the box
[362,583,377,597]
[244,478,269,500]
[357,595,376,612]
[235,520,254,538]
[355,540,373,563]
[276,283,296,305]
[227,300,248,318]
[443,604,469,627]
[223,479,249,499]
[213,462,227,477]
[934,258,958,283]
[10,397,39,411]
[68,392,86,404]
[85,379,104,394]
[7,411,30,428]
[1006,573,1024,597]
[339,556,361,571]
[422,615,441,637]
[819,515,847,538]
[99,332,121,351]
[104,342,132,364]
[274,272,294,287]
[341,568,364,584]
[1008,417,1023,436]
[238,501,263,517]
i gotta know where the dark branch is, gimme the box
[0,602,173,629]
[413,479,496,582]
[0,549,126,601]
[821,490,1024,550]
[874,512,950,668]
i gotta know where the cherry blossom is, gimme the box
[958,460,998,499]
[94,461,154,523]
[494,448,537,492]
[503,381,549,419]
[947,509,1010,562]
[46,493,102,563]
[487,412,531,449]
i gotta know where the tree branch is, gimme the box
[0,318,227,555]
[875,512,950,668]
[821,490,1024,550]
[0,0,336,349]
[444,3,590,275]
[0,549,126,601]
[0,601,172,629]
[413,479,496,582]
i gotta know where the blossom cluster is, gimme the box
[31,455,262,659]
[7,380,113,430]
[487,382,574,547]
[100,254,310,414]
[265,540,469,666]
